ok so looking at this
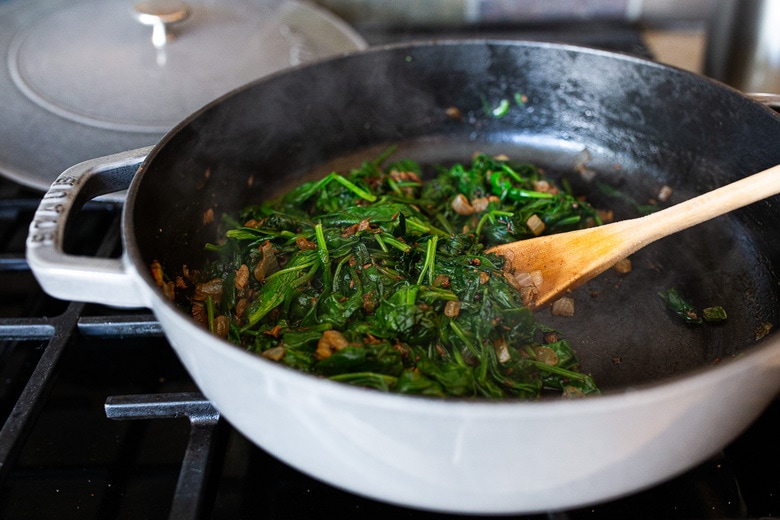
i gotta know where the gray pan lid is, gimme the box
[0,0,366,191]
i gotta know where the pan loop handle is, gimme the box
[747,92,780,110]
[26,147,154,308]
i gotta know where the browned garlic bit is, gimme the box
[315,330,350,360]
[295,236,317,250]
[341,218,372,238]
[213,315,230,338]
[193,278,223,303]
[191,303,206,327]
[202,207,214,225]
[150,259,164,286]
[235,264,249,290]
[433,274,451,288]
[235,298,249,319]
[150,259,175,300]
[254,241,280,282]
[445,106,463,120]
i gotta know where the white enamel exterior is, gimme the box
[25,149,780,514]
[154,294,780,513]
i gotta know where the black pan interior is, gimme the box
[128,41,780,390]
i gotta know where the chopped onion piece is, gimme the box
[526,214,545,236]
[551,297,575,317]
[494,338,511,363]
[596,209,614,224]
[150,259,165,287]
[613,258,632,274]
[657,185,673,202]
[444,300,461,317]
[471,197,490,212]
[512,271,534,288]
[529,270,544,288]
[512,269,542,289]
[533,346,559,366]
[562,386,587,399]
[519,286,538,307]
[755,322,773,340]
[532,180,558,194]
[451,193,474,215]
[262,346,286,361]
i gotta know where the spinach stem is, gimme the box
[416,236,438,285]
[315,223,331,289]
[206,296,215,334]
[332,173,377,202]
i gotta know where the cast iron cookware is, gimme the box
[26,41,780,514]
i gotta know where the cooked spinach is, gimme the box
[187,151,601,399]
[658,288,702,324]
[658,287,727,325]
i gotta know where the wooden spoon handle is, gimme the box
[629,163,780,250]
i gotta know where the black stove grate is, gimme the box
[104,393,223,520]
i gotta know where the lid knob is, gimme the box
[132,0,190,48]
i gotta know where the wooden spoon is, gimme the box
[487,164,780,310]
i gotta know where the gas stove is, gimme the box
[0,20,778,520]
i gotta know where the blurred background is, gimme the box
[314,0,711,73]
[314,0,779,95]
